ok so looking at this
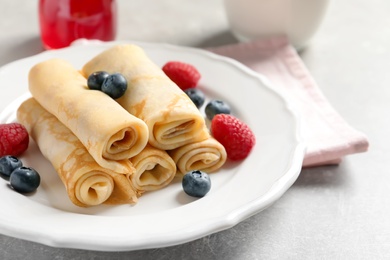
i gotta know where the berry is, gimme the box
[182,170,211,197]
[0,155,23,179]
[9,166,40,193]
[162,61,201,90]
[87,71,110,90]
[184,88,205,108]
[211,114,255,161]
[0,123,29,157]
[205,99,231,120]
[101,73,128,99]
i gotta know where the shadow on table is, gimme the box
[0,32,239,67]
[196,30,238,48]
[294,163,351,188]
[0,36,43,67]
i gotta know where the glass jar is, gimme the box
[39,0,117,49]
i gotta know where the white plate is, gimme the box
[0,41,305,251]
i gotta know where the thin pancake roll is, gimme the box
[169,131,227,175]
[82,44,208,150]
[28,58,149,173]
[17,98,138,207]
[129,144,176,193]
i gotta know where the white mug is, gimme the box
[223,0,330,50]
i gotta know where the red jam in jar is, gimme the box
[39,0,117,49]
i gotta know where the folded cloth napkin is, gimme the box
[208,37,369,167]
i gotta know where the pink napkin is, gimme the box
[208,37,369,167]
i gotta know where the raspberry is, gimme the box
[211,114,255,161]
[162,61,201,90]
[0,123,29,157]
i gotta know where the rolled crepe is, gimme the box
[28,58,149,173]
[17,98,138,207]
[129,144,176,192]
[82,44,208,150]
[169,131,227,175]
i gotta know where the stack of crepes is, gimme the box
[17,44,227,207]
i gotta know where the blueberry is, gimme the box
[182,170,211,197]
[184,88,205,108]
[205,99,231,120]
[101,73,128,99]
[10,166,40,193]
[87,71,110,90]
[0,155,23,180]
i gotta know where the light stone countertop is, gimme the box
[1,0,389,259]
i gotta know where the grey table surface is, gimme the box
[0,0,389,259]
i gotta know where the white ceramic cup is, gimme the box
[223,0,330,50]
